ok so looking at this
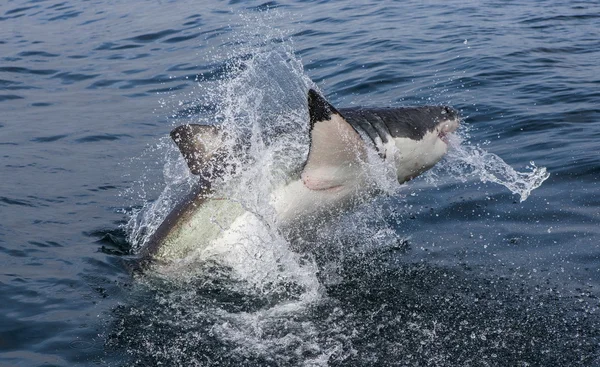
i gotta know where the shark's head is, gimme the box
[388,106,460,183]
[340,105,460,184]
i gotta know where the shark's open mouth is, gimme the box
[439,130,450,144]
[438,118,460,145]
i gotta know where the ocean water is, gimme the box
[1,0,599,366]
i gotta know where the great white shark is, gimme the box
[138,89,460,266]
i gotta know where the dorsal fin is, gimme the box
[302,90,366,190]
[170,124,225,177]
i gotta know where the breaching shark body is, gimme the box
[138,89,460,266]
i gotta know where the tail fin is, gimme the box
[170,124,227,178]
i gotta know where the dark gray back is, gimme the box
[340,106,458,144]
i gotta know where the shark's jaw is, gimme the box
[437,115,460,145]
[390,115,460,184]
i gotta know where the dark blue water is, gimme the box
[1,0,599,366]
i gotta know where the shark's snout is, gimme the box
[438,106,460,143]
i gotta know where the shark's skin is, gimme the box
[139,89,460,266]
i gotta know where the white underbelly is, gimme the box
[154,199,246,262]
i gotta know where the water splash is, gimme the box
[116,10,348,366]
[117,8,554,366]
[442,132,550,202]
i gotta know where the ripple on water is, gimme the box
[118,75,181,90]
[17,50,59,58]
[0,196,36,207]
[46,11,82,23]
[0,66,57,76]
[94,42,143,51]
[127,29,180,43]
[74,134,132,143]
[52,72,100,84]
[0,94,24,102]
[163,32,202,44]
[30,134,69,143]
[521,13,600,25]
[27,240,64,248]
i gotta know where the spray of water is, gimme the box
[116,10,349,365]
[435,131,550,202]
